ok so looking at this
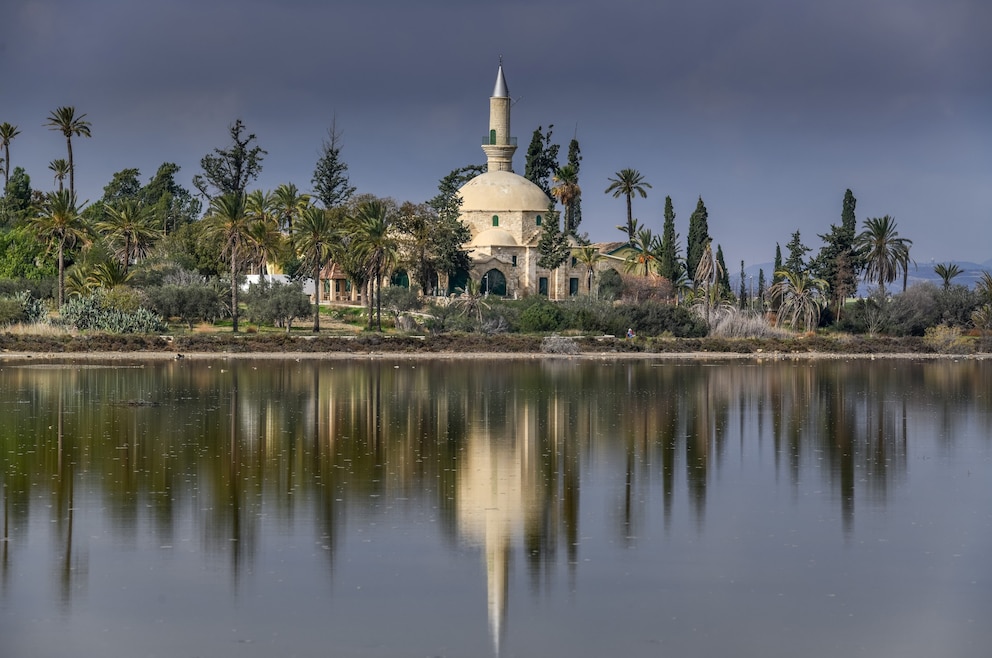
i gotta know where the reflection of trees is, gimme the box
[1,357,990,622]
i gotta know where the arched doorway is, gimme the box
[390,269,410,288]
[480,269,507,296]
[449,268,469,295]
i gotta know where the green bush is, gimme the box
[58,290,166,333]
[597,269,623,301]
[519,300,565,332]
[610,301,707,338]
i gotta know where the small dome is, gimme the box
[470,227,518,247]
[460,170,550,213]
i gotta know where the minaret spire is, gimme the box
[482,59,516,172]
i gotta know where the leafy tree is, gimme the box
[524,125,559,197]
[311,119,356,209]
[193,119,266,199]
[0,122,20,184]
[597,268,623,301]
[771,269,829,332]
[244,279,312,333]
[292,205,336,331]
[933,262,963,291]
[147,282,227,330]
[551,164,581,236]
[566,138,583,235]
[810,189,859,320]
[605,168,651,242]
[0,226,56,280]
[29,190,91,308]
[44,107,91,198]
[48,159,70,192]
[202,193,257,332]
[685,196,710,285]
[101,168,142,204]
[657,196,681,283]
[855,215,912,297]
[784,230,810,274]
[0,166,35,226]
[140,163,202,234]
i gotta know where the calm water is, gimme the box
[0,356,990,658]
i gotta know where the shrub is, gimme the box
[243,280,312,332]
[147,283,228,330]
[541,334,578,354]
[519,301,564,332]
[58,290,167,333]
[923,324,972,354]
[709,308,787,338]
[609,301,707,338]
[378,286,423,314]
[597,269,623,301]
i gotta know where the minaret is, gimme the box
[481,60,517,172]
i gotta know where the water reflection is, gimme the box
[1,357,990,656]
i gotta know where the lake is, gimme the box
[1,356,990,657]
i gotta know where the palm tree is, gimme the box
[273,183,310,232]
[45,107,92,198]
[693,239,721,325]
[574,245,603,296]
[854,215,912,297]
[49,159,70,192]
[605,168,651,242]
[29,190,91,309]
[623,227,659,277]
[0,122,21,184]
[348,199,398,331]
[933,262,963,291]
[292,205,336,332]
[551,165,581,235]
[771,269,829,332]
[98,200,161,274]
[202,193,256,332]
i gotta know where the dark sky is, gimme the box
[2,0,990,267]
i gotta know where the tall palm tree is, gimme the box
[29,190,91,309]
[45,107,92,198]
[933,262,963,291]
[551,165,581,235]
[202,193,256,333]
[273,183,311,232]
[348,199,398,331]
[292,205,337,332]
[49,159,70,192]
[854,215,912,297]
[98,200,161,274]
[0,122,21,184]
[574,245,603,296]
[771,269,829,332]
[605,168,651,242]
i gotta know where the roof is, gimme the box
[470,227,518,247]
[459,170,551,213]
[493,64,509,98]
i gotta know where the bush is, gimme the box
[519,300,565,332]
[597,269,623,301]
[243,280,312,332]
[923,324,972,354]
[0,291,46,327]
[58,290,167,333]
[609,301,707,338]
[147,282,228,330]
[378,286,423,314]
[541,334,579,354]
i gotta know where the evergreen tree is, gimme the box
[537,205,570,271]
[771,244,783,311]
[311,119,356,209]
[425,166,481,291]
[810,189,859,320]
[757,268,766,310]
[685,196,709,286]
[784,230,810,274]
[739,260,747,310]
[566,138,583,236]
[658,196,681,283]
[524,125,559,197]
[715,244,731,297]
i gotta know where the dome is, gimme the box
[470,227,518,247]
[459,170,550,213]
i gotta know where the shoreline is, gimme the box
[2,350,988,363]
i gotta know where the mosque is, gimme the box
[319,62,623,302]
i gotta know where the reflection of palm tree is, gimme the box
[45,107,92,198]
[855,215,912,296]
[29,190,91,309]
[605,168,651,242]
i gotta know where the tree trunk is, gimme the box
[230,252,239,333]
[312,261,321,333]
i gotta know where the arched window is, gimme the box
[481,269,507,296]
[489,129,497,145]
[492,215,499,227]
[536,214,542,226]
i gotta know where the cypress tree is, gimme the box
[566,138,582,236]
[716,244,731,297]
[686,196,709,286]
[658,196,681,283]
[739,260,747,310]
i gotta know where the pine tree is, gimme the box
[658,196,681,283]
[566,138,583,237]
[312,119,356,209]
[524,125,559,197]
[771,244,783,311]
[784,230,810,274]
[537,206,570,271]
[685,196,709,286]
[757,268,766,310]
[810,189,859,320]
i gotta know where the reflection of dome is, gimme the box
[470,227,517,247]
[460,170,550,212]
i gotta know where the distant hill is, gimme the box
[737,260,991,296]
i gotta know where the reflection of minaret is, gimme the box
[456,405,539,656]
[481,60,517,173]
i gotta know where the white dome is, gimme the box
[460,170,550,213]
[470,227,518,247]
